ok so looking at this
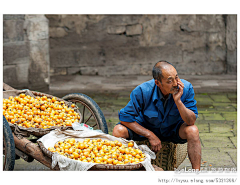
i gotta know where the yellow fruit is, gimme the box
[48,147,55,152]
[124,159,130,164]
[19,94,25,98]
[117,155,123,161]
[44,138,144,165]
[135,154,141,159]
[107,158,113,164]
[113,159,118,165]
[51,97,56,103]
[73,152,79,158]
[3,94,81,129]
[125,148,130,154]
[128,141,134,147]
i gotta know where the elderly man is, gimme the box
[112,60,201,169]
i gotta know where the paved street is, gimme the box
[13,74,237,171]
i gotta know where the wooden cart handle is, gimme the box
[13,133,59,170]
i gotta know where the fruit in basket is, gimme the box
[48,138,146,165]
[3,93,80,129]
[128,141,134,147]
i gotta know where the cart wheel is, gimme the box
[3,116,15,171]
[62,93,108,134]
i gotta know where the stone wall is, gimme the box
[3,15,50,91]
[226,15,237,74]
[46,14,237,77]
[3,15,29,88]
[3,14,237,90]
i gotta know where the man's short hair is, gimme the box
[152,60,175,82]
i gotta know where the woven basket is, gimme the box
[38,141,144,171]
[175,142,188,168]
[4,90,82,137]
[135,140,188,171]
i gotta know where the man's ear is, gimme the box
[155,79,161,87]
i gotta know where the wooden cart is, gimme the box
[3,82,109,171]
[3,83,165,171]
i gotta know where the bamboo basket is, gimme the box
[3,89,82,137]
[38,141,144,171]
[135,140,188,171]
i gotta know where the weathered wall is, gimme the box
[3,14,50,91]
[226,15,237,74]
[3,15,30,88]
[3,14,237,90]
[46,14,237,77]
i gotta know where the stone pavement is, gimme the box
[13,74,237,170]
[178,93,237,170]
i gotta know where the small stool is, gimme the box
[135,140,188,171]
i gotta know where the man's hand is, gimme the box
[148,133,162,153]
[171,80,196,126]
[172,80,184,102]
[120,121,162,153]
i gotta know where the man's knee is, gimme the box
[185,125,199,141]
[112,124,129,139]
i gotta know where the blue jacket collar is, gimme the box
[152,84,160,103]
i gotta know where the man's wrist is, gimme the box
[146,130,154,139]
[174,99,182,105]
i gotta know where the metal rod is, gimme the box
[82,106,85,122]
[92,123,98,128]
[84,114,92,124]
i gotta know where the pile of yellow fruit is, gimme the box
[3,93,80,129]
[48,138,146,165]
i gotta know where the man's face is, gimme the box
[155,65,179,96]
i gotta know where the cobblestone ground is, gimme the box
[13,91,237,171]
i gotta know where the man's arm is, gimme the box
[173,80,197,126]
[120,121,162,152]
[119,85,162,152]
[175,100,196,125]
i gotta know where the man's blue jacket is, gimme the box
[118,79,198,140]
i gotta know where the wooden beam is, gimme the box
[15,148,34,162]
[12,133,59,170]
